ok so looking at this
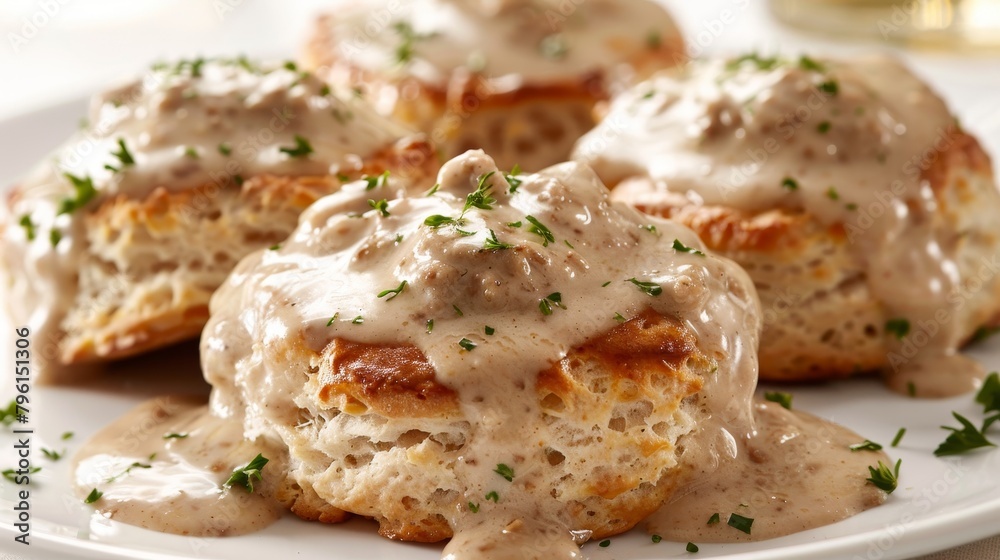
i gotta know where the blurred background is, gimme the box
[0,0,998,157]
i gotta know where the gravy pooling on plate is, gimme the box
[74,151,890,557]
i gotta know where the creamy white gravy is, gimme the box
[575,54,989,396]
[321,0,680,94]
[650,401,888,542]
[0,58,413,379]
[76,151,890,556]
[72,396,285,536]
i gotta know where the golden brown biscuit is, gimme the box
[201,149,762,550]
[0,58,436,380]
[574,54,1000,392]
[302,0,685,172]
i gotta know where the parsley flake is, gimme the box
[352,316,364,324]
[368,199,390,217]
[494,463,514,481]
[614,312,626,323]
[976,372,1000,414]
[727,513,754,534]
[41,448,63,461]
[363,171,390,190]
[326,312,340,327]
[525,216,554,246]
[468,502,480,513]
[279,135,314,158]
[18,215,36,241]
[538,293,566,316]
[598,539,610,548]
[3,466,40,482]
[485,491,499,502]
[707,513,721,524]
[377,280,408,301]
[686,542,700,553]
[818,80,839,95]
[505,164,523,193]
[849,440,883,452]
[885,318,910,339]
[426,319,434,333]
[58,173,97,215]
[672,239,705,256]
[651,534,662,543]
[627,278,662,296]
[782,177,799,191]
[485,326,495,336]
[84,488,103,504]
[934,412,995,456]
[459,338,477,351]
[111,138,136,167]
[224,453,269,493]
[865,459,900,493]
[163,433,189,440]
[764,391,793,410]
[484,229,513,250]
[891,428,906,447]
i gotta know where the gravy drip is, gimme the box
[576,54,989,396]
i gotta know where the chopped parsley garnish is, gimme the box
[163,433,189,440]
[866,459,900,493]
[58,173,97,215]
[641,224,658,235]
[564,240,575,250]
[505,164,523,193]
[468,502,480,513]
[818,79,839,95]
[319,83,331,96]
[484,229,513,250]
[49,229,62,248]
[111,138,136,167]
[364,171,390,190]
[651,534,662,543]
[539,34,568,59]
[18,215,36,241]
[970,326,1000,345]
[61,432,74,440]
[726,52,779,72]
[41,448,63,461]
[326,312,340,327]
[453,305,464,316]
[672,239,706,256]
[485,326,495,336]
[464,172,498,215]
[458,338,477,351]
[885,318,910,339]
[84,488,103,504]
[426,319,434,333]
[538,293,566,316]
[686,542,700,553]
[782,177,799,191]
[798,55,825,72]
[494,463,514,482]
[614,312,626,323]
[525,216,554,246]
[646,30,662,49]
[976,372,1000,414]
[601,281,611,287]
[849,440,883,452]
[106,461,152,483]
[764,391,793,410]
[234,175,245,186]
[394,234,404,244]
[268,244,281,251]
[727,513,754,534]
[826,187,840,200]
[368,199,390,217]
[352,315,364,324]
[1,400,19,425]
[425,215,456,228]
[891,428,906,447]
[628,278,662,297]
[377,280,408,301]
[425,183,441,196]
[224,453,269,493]
[507,221,522,228]
[817,121,831,134]
[279,135,314,158]
[934,412,995,456]
[485,491,499,502]
[598,539,610,548]
[707,513,721,525]
[184,146,199,158]
[393,22,419,64]
[3,466,40,482]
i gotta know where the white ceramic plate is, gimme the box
[1,100,999,560]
